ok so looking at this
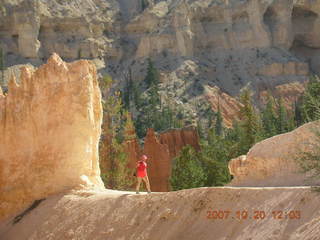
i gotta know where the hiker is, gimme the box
[136,154,151,194]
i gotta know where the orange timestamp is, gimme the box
[206,210,301,220]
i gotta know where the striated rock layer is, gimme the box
[228,121,320,187]
[0,53,104,221]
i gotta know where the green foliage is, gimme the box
[295,75,320,126]
[215,105,224,136]
[144,58,159,88]
[133,61,187,138]
[276,98,289,133]
[141,0,149,11]
[123,69,134,110]
[99,75,134,190]
[237,88,262,154]
[261,94,277,138]
[300,75,320,122]
[200,128,231,186]
[294,99,304,127]
[101,138,133,190]
[296,125,320,179]
[170,145,207,191]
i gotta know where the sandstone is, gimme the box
[0,53,104,221]
[204,86,243,128]
[228,121,320,187]
[259,81,306,109]
[143,128,171,192]
[2,0,320,124]
[3,63,36,86]
[2,187,320,240]
[258,62,309,77]
[126,126,201,192]
[159,126,200,160]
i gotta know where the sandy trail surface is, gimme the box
[1,187,320,240]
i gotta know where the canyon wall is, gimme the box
[0,53,104,221]
[228,121,320,186]
[1,0,319,127]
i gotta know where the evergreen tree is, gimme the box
[99,75,133,190]
[170,145,206,190]
[133,80,142,108]
[238,88,261,154]
[123,69,133,110]
[276,98,289,134]
[141,0,149,11]
[261,94,277,138]
[200,128,231,186]
[148,82,161,108]
[144,58,159,88]
[196,118,205,139]
[215,105,224,136]
[294,98,304,127]
[300,75,320,122]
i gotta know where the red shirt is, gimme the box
[137,161,147,178]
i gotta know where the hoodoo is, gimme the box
[0,53,104,221]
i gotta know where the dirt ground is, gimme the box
[1,187,320,240]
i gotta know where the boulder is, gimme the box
[228,121,320,186]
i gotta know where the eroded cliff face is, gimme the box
[228,121,320,187]
[1,0,319,122]
[121,126,200,192]
[0,53,104,221]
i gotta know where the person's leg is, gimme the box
[142,176,151,193]
[136,177,142,193]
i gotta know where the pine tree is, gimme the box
[200,128,231,186]
[144,58,159,88]
[262,94,277,138]
[170,145,206,190]
[276,98,289,134]
[196,118,205,139]
[300,75,320,122]
[99,75,133,190]
[294,98,304,127]
[238,88,261,153]
[141,0,149,11]
[133,81,142,108]
[215,104,224,136]
[123,69,134,110]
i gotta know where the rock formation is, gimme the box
[1,0,318,191]
[259,81,306,109]
[159,126,200,159]
[123,126,200,192]
[144,128,171,192]
[228,121,320,186]
[0,53,104,221]
[1,0,319,121]
[204,86,243,127]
